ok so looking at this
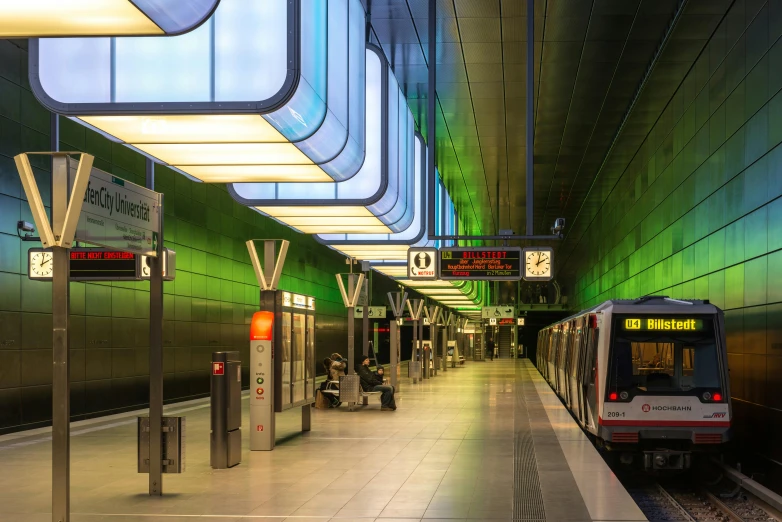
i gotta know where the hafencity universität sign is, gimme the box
[69,160,162,257]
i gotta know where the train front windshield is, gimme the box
[607,315,722,395]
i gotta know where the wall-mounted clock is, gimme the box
[522,247,553,281]
[28,248,54,280]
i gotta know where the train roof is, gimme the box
[540,296,721,331]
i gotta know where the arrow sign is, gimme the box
[355,306,386,319]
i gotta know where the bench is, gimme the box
[321,376,384,411]
[447,355,466,365]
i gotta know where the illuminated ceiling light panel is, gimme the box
[418,288,462,299]
[232,46,414,235]
[30,0,366,183]
[316,136,458,272]
[394,279,455,287]
[0,0,219,37]
[372,266,408,277]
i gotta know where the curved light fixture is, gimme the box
[311,134,483,309]
[230,45,414,234]
[29,0,366,183]
[0,0,220,37]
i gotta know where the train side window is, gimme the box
[614,341,634,387]
[692,343,720,388]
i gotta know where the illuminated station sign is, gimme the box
[439,247,522,281]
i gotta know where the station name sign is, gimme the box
[622,318,704,331]
[439,247,522,281]
[69,161,162,257]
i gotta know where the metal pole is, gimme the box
[51,156,69,522]
[441,311,447,372]
[347,275,355,375]
[431,313,437,377]
[526,0,534,235]
[428,234,560,241]
[411,314,418,383]
[427,0,436,239]
[421,311,427,380]
[390,321,398,389]
[146,159,163,496]
[362,274,369,357]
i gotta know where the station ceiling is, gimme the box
[368,0,731,271]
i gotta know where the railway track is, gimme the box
[624,478,778,521]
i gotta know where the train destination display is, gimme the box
[439,247,522,281]
[621,317,705,331]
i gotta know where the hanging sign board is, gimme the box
[481,306,515,319]
[407,247,438,280]
[355,306,386,318]
[69,160,162,257]
[439,247,522,280]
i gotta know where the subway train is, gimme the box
[536,296,732,471]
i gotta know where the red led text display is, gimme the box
[439,247,522,281]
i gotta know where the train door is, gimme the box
[558,326,569,398]
[569,319,582,419]
[582,319,598,428]
[548,330,557,385]
[575,319,588,426]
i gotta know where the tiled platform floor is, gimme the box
[0,359,645,521]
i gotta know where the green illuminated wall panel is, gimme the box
[0,40,358,433]
[563,1,782,480]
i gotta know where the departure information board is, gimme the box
[438,247,522,280]
[69,249,138,281]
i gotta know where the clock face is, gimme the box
[524,249,552,280]
[30,251,53,279]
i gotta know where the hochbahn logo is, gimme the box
[642,404,692,412]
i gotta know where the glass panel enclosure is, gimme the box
[281,313,291,407]
[306,315,315,399]
[292,313,306,403]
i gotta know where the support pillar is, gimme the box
[146,159,164,496]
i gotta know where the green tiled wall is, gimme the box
[0,39,360,432]
[562,1,782,482]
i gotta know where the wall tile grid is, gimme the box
[0,40,354,432]
[562,1,782,478]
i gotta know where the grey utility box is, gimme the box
[211,351,242,468]
[138,416,186,473]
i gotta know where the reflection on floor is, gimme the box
[0,359,645,521]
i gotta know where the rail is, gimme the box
[712,458,782,514]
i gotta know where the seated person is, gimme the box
[374,365,385,383]
[321,357,333,377]
[329,355,346,382]
[356,355,396,411]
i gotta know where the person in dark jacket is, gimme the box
[356,355,396,410]
[487,338,496,361]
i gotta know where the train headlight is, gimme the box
[712,392,722,401]
[619,391,629,400]
[702,391,712,401]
